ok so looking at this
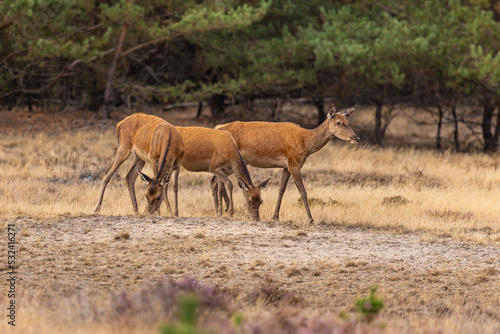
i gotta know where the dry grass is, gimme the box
[0,107,499,333]
[1,126,499,243]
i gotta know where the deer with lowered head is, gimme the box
[212,104,359,223]
[94,113,184,215]
[165,126,270,221]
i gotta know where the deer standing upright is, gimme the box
[213,104,359,223]
[94,113,184,214]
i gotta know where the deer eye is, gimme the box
[336,121,341,125]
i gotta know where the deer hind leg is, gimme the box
[272,168,291,220]
[125,154,145,214]
[94,147,131,213]
[210,176,230,212]
[289,167,313,224]
[212,171,233,217]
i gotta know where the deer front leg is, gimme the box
[163,168,179,217]
[221,183,230,211]
[172,167,180,217]
[163,181,173,216]
[94,147,131,213]
[217,179,224,216]
[211,176,219,213]
[289,167,313,224]
[272,168,291,220]
[125,154,145,214]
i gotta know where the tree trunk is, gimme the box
[482,98,498,153]
[208,94,225,119]
[436,103,444,151]
[374,85,385,146]
[451,97,459,152]
[7,80,16,110]
[88,77,102,112]
[59,58,71,111]
[103,23,129,119]
[313,96,325,126]
[25,79,34,112]
[195,101,203,118]
[494,100,500,149]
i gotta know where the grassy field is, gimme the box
[0,105,499,333]
[1,120,499,243]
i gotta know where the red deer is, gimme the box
[213,104,359,223]
[166,126,270,220]
[94,113,184,214]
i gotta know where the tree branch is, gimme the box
[0,49,115,98]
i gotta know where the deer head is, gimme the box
[238,177,270,221]
[138,171,170,214]
[327,104,360,144]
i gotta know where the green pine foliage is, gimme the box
[1,0,499,148]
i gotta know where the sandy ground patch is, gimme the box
[6,216,498,312]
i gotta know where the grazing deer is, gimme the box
[212,104,359,223]
[94,113,184,215]
[166,126,270,220]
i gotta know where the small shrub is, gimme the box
[297,197,349,207]
[297,197,327,207]
[159,294,215,334]
[426,210,474,221]
[382,195,410,206]
[354,286,384,322]
[232,313,243,327]
[248,282,301,306]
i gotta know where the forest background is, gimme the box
[0,0,500,152]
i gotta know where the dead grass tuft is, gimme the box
[382,195,411,206]
[113,232,130,240]
[248,259,266,271]
[426,209,474,221]
[194,230,206,238]
[286,265,302,277]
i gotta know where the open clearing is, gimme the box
[3,214,499,333]
[1,107,499,333]
[14,215,500,292]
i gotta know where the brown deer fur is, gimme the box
[166,126,270,220]
[213,104,359,223]
[94,113,184,215]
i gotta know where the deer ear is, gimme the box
[326,104,336,119]
[238,177,249,192]
[339,105,357,118]
[160,172,170,186]
[138,171,152,184]
[258,178,271,190]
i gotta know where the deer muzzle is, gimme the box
[350,136,360,144]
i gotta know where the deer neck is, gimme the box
[233,150,254,186]
[155,130,172,179]
[307,120,334,155]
